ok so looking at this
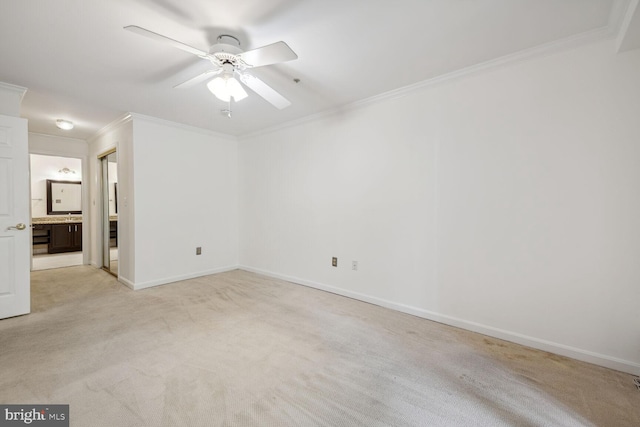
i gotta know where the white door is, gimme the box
[0,114,30,319]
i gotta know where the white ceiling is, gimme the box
[0,0,632,139]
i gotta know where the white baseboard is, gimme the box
[130,265,239,290]
[118,276,135,290]
[239,265,640,376]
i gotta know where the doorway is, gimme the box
[99,150,118,276]
[30,154,85,271]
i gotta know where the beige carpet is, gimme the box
[0,267,637,426]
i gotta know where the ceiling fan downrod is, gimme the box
[221,99,232,118]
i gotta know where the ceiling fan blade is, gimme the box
[240,74,291,109]
[124,25,208,58]
[239,41,298,68]
[173,69,221,89]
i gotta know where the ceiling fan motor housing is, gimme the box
[209,35,242,55]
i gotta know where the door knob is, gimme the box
[7,223,26,231]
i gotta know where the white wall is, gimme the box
[29,132,88,158]
[30,154,82,217]
[88,116,134,283]
[131,115,238,289]
[238,39,640,375]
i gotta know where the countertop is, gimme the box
[32,216,82,225]
[32,215,118,225]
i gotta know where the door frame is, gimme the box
[98,148,117,277]
[28,150,90,269]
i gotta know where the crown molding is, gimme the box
[129,112,237,141]
[0,81,28,117]
[28,131,87,143]
[616,0,640,52]
[0,81,27,98]
[610,0,635,36]
[240,26,614,140]
[88,113,133,143]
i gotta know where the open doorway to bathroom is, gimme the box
[30,154,84,270]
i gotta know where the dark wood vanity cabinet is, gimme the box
[49,223,82,253]
[32,224,51,245]
[32,224,51,255]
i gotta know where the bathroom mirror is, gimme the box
[47,179,82,214]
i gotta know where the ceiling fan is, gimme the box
[124,25,298,111]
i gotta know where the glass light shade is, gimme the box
[56,119,74,130]
[208,77,229,101]
[207,76,248,102]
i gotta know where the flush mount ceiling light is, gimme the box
[56,119,74,130]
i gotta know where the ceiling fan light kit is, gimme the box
[124,25,298,114]
[207,75,247,102]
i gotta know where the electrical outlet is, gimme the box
[332,257,337,267]
[352,261,358,271]
[196,247,202,255]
